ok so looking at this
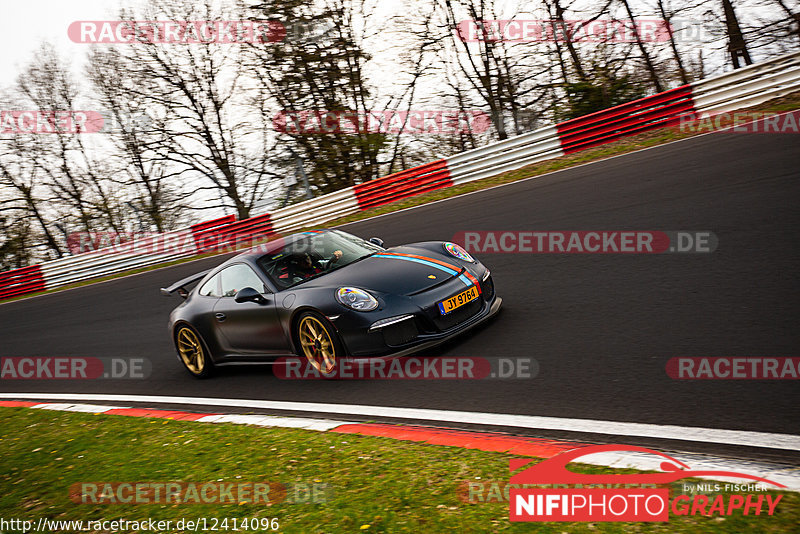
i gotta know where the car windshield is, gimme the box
[256,230,384,290]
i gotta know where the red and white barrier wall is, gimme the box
[1,51,798,302]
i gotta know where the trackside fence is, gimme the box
[2,51,799,301]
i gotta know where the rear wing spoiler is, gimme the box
[160,269,212,298]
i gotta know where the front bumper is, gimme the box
[335,274,501,358]
[352,295,502,362]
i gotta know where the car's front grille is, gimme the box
[429,297,482,331]
[382,318,419,346]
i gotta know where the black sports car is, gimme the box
[161,229,501,377]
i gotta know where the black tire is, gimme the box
[173,324,215,379]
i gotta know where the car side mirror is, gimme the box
[234,287,267,304]
[369,237,384,248]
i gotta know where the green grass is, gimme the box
[4,91,800,305]
[0,407,797,533]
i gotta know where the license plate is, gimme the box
[438,286,479,315]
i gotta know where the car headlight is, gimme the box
[443,242,475,262]
[336,287,379,311]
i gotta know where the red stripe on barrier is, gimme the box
[191,214,276,254]
[0,265,46,301]
[330,423,589,458]
[353,160,452,211]
[556,85,696,154]
[190,214,236,234]
[191,214,239,253]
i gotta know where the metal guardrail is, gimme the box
[352,160,452,210]
[270,188,361,235]
[557,86,696,153]
[38,230,199,290]
[692,51,800,113]
[2,51,799,301]
[447,125,564,185]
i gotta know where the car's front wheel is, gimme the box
[296,312,342,376]
[174,325,214,378]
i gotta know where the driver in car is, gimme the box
[292,250,343,279]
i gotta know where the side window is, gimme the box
[220,264,267,298]
[198,274,220,297]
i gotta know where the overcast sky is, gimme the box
[0,1,128,86]
[1,0,768,91]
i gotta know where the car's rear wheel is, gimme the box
[296,312,341,376]
[174,325,213,378]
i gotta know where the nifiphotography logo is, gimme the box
[509,445,784,522]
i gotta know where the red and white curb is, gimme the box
[2,399,799,491]
[3,393,797,451]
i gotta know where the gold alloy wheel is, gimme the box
[298,315,336,374]
[176,327,205,375]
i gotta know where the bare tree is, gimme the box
[551,0,590,82]
[772,0,800,44]
[86,48,189,231]
[112,0,281,219]
[656,0,689,84]
[436,0,554,140]
[722,0,753,67]
[0,215,34,269]
[619,0,665,91]
[14,44,126,240]
[244,0,392,191]
[0,133,65,259]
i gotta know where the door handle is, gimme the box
[215,313,226,321]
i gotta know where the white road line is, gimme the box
[195,414,351,432]
[25,401,353,432]
[32,403,127,413]
[3,393,799,452]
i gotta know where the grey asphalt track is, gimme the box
[1,130,798,457]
